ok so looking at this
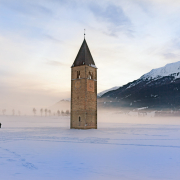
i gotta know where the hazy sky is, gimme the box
[1,0,180,110]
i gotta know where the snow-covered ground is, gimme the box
[0,115,180,180]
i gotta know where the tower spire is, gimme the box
[71,38,96,67]
[84,29,86,39]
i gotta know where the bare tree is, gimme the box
[33,108,36,116]
[61,110,64,116]
[12,109,15,116]
[2,109,6,115]
[40,108,43,116]
[45,109,47,116]
[48,110,51,116]
[57,110,60,116]
[65,110,70,115]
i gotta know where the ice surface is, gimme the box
[0,115,180,180]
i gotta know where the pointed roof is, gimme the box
[71,39,96,68]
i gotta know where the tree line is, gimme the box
[33,108,70,116]
[0,109,21,116]
[0,108,70,116]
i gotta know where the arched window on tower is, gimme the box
[79,116,81,122]
[77,71,80,79]
[89,71,93,79]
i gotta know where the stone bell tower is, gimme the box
[70,38,97,129]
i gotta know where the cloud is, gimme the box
[90,4,130,26]
[0,0,53,17]
[2,0,180,108]
[43,34,63,43]
[89,3,133,37]
[152,38,180,62]
[46,60,69,67]
[162,53,178,59]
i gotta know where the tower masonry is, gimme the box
[71,39,97,129]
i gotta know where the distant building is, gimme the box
[70,38,97,129]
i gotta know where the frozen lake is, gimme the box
[0,115,180,180]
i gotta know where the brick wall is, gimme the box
[71,65,97,129]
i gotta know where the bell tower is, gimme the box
[70,38,97,129]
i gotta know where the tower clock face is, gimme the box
[87,80,94,92]
[75,81,81,88]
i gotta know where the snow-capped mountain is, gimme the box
[97,86,120,97]
[141,61,180,80]
[99,61,180,110]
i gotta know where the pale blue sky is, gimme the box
[1,0,180,109]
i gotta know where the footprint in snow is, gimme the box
[22,162,37,170]
[7,159,16,162]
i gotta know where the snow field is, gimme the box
[0,115,180,180]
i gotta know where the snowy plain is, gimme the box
[0,113,180,180]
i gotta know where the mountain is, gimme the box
[99,61,180,110]
[50,99,70,112]
[97,86,120,97]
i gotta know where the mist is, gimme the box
[98,109,180,125]
[0,89,70,115]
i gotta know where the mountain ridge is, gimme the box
[99,61,180,110]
